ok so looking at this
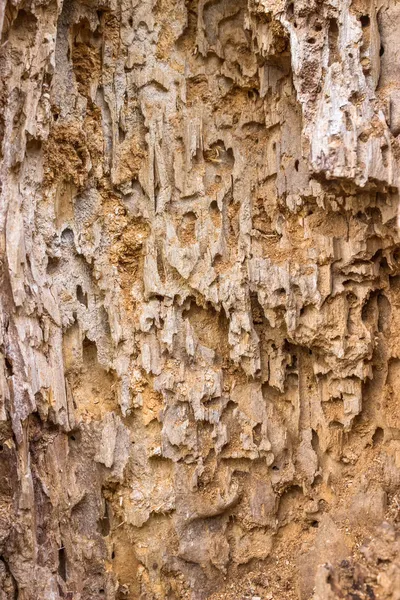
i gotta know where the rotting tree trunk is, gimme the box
[1,0,400,598]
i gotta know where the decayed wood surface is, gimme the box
[1,0,400,598]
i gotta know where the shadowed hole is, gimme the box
[360,15,370,28]
[58,546,66,581]
[372,427,384,446]
[76,285,88,308]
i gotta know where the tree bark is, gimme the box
[1,0,400,598]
